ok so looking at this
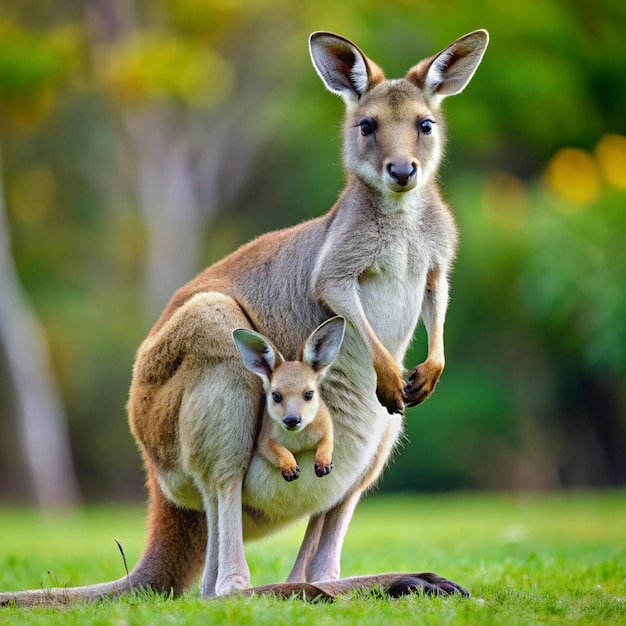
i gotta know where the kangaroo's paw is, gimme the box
[375,370,405,415]
[309,571,470,599]
[314,461,333,477]
[403,360,443,407]
[384,572,470,597]
[282,466,301,481]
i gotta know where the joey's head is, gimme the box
[309,30,489,196]
[265,361,321,432]
[232,316,346,433]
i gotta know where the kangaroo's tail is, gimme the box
[1,468,207,609]
[0,577,135,608]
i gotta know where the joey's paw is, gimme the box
[282,466,300,482]
[314,461,333,477]
[403,361,443,407]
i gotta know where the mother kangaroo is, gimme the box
[1,28,488,607]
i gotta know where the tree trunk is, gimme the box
[123,109,204,319]
[84,0,267,323]
[0,146,80,508]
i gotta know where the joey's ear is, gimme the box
[301,316,346,373]
[232,329,283,382]
[406,29,489,103]
[309,32,385,103]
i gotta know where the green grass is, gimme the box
[0,492,624,625]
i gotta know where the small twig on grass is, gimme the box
[114,538,134,594]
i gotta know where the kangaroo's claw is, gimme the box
[282,466,301,481]
[315,461,333,477]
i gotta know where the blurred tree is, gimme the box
[0,7,81,507]
[84,0,301,320]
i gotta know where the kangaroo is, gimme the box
[0,29,488,607]
[233,316,345,482]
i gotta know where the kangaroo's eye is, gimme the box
[358,117,377,136]
[419,119,434,135]
[303,390,314,401]
[272,391,282,403]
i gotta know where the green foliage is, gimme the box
[1,492,625,624]
[98,30,233,107]
[0,18,82,126]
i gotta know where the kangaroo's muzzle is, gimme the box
[385,160,418,191]
[282,415,302,431]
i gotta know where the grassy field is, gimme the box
[0,491,624,625]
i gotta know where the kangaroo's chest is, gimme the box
[359,221,430,356]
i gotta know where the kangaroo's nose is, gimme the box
[387,162,417,187]
[282,415,301,431]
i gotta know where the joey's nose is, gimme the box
[282,415,301,431]
[387,162,417,188]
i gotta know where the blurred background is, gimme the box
[0,0,624,508]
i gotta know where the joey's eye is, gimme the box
[303,390,314,401]
[358,117,377,136]
[419,119,434,135]
[272,391,282,403]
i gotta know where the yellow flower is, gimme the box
[595,134,626,190]
[545,147,600,205]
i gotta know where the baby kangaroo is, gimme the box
[233,316,345,482]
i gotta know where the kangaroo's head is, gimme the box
[309,30,488,196]
[232,317,346,432]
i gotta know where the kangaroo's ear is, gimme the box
[309,32,385,104]
[301,316,346,373]
[232,329,283,384]
[406,29,489,104]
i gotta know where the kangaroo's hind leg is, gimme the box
[297,412,403,583]
[132,291,261,597]
[174,293,262,597]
